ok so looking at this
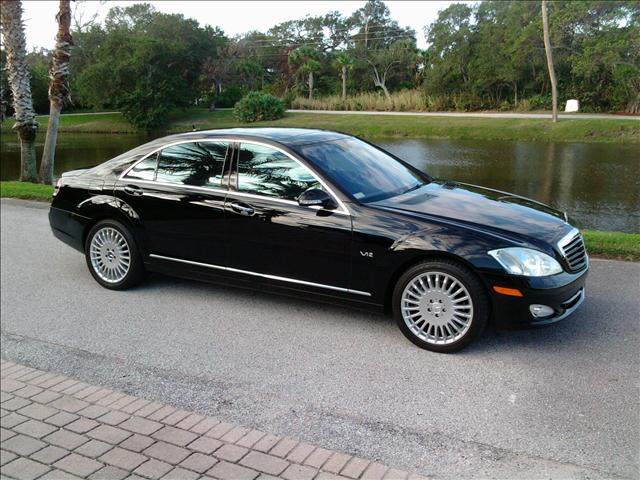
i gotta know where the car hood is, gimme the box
[369,181,571,244]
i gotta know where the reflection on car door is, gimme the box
[114,141,230,265]
[223,142,354,294]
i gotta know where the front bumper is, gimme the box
[484,267,588,327]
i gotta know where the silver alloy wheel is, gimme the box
[89,227,131,283]
[401,271,474,345]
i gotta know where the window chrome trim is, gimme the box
[119,137,350,216]
[149,253,371,297]
[117,178,228,195]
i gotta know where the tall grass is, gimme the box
[292,90,427,112]
[291,89,558,113]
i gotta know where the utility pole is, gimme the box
[542,0,558,122]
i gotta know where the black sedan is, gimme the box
[49,128,588,352]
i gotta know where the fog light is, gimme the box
[529,304,555,319]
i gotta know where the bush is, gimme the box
[233,92,285,122]
[528,94,552,111]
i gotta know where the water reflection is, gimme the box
[378,138,639,233]
[0,132,637,232]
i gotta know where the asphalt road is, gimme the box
[1,199,638,479]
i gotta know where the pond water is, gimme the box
[1,132,638,232]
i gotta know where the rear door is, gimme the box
[115,140,230,265]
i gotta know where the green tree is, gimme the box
[74,3,225,131]
[288,46,322,99]
[423,3,475,96]
[365,40,416,99]
[1,0,38,182]
[332,52,354,100]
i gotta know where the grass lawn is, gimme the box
[1,181,637,261]
[582,230,640,262]
[1,181,54,201]
[2,109,638,143]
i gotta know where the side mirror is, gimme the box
[298,188,337,210]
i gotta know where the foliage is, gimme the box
[233,92,285,122]
[203,85,245,109]
[288,46,323,98]
[8,0,638,118]
[423,1,640,112]
[292,89,426,111]
[72,3,226,131]
[27,53,50,114]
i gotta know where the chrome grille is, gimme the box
[558,230,588,272]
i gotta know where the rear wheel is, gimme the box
[85,220,145,290]
[392,259,488,352]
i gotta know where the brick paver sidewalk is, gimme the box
[0,360,426,480]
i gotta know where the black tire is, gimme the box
[84,219,146,290]
[392,259,489,353]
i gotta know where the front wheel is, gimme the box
[392,259,488,353]
[85,220,145,290]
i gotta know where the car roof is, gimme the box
[165,127,351,147]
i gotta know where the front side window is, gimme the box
[125,154,157,181]
[298,138,428,202]
[155,141,228,188]
[236,143,319,200]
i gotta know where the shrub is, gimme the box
[233,92,285,122]
[528,94,552,111]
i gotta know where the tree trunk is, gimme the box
[541,0,558,122]
[1,0,38,182]
[40,101,61,183]
[341,66,347,101]
[364,21,368,49]
[40,0,73,184]
[308,71,314,100]
[380,83,390,100]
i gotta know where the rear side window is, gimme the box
[236,143,319,200]
[155,142,228,187]
[125,154,157,181]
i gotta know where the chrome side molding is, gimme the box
[150,254,371,297]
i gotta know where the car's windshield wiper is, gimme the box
[401,183,424,195]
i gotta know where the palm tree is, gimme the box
[288,46,322,100]
[333,52,354,101]
[1,0,38,182]
[40,0,73,185]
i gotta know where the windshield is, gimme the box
[297,138,429,202]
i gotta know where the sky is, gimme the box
[21,1,463,51]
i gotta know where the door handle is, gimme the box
[123,184,143,196]
[230,202,255,217]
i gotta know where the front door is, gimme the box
[223,141,354,295]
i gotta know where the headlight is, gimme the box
[488,247,563,277]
